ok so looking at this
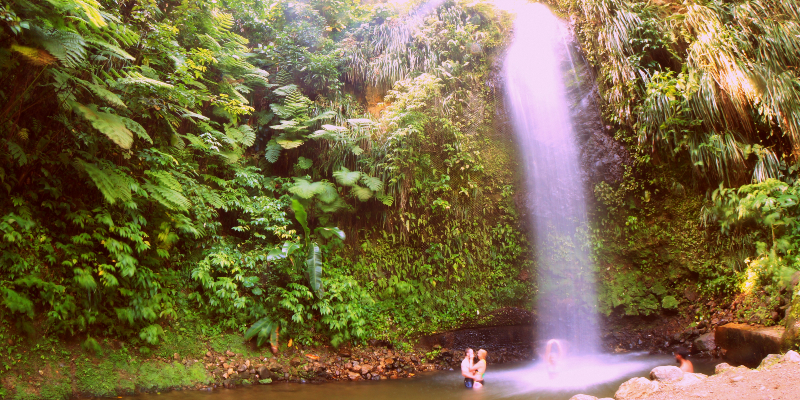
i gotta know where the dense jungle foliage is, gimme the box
[554,0,800,319]
[0,0,532,366]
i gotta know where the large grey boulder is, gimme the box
[649,365,683,382]
[615,377,659,400]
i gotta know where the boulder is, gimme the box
[693,332,716,352]
[614,377,659,400]
[715,323,784,367]
[649,366,683,382]
[258,366,272,379]
[569,395,597,400]
[783,350,800,363]
[674,373,704,387]
[782,293,800,350]
[347,371,361,381]
[757,354,782,370]
[714,362,733,374]
[360,364,373,375]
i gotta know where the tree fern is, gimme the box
[264,139,282,162]
[72,103,134,149]
[333,167,360,186]
[76,160,132,204]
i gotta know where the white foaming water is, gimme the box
[499,1,599,354]
[487,354,665,394]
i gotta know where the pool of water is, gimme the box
[132,354,718,400]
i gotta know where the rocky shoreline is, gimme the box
[568,350,800,400]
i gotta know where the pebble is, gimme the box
[731,376,743,382]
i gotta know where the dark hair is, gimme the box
[675,347,690,359]
[465,348,473,356]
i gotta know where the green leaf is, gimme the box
[265,139,282,163]
[360,175,383,191]
[73,103,134,149]
[333,167,360,186]
[291,199,310,240]
[306,243,323,297]
[1,288,34,317]
[315,227,345,241]
[661,296,679,309]
[289,179,324,199]
[76,160,132,204]
[297,157,312,170]
[276,138,304,149]
[351,185,373,201]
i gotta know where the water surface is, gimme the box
[134,354,717,400]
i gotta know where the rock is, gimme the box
[347,371,361,381]
[258,366,272,379]
[715,363,733,374]
[360,364,373,374]
[782,350,800,363]
[384,357,394,365]
[614,377,659,400]
[339,348,352,357]
[237,364,247,372]
[731,375,744,382]
[675,373,705,387]
[757,354,782,369]
[290,357,303,367]
[715,323,784,367]
[649,366,683,382]
[694,332,716,352]
[225,350,235,357]
[569,395,598,400]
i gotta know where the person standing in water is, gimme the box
[545,339,564,378]
[461,348,475,388]
[470,349,488,388]
[675,348,694,373]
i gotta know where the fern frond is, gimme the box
[72,103,134,149]
[360,175,384,192]
[333,167,360,186]
[76,160,132,204]
[264,139,281,163]
[10,45,57,66]
[351,185,373,201]
[85,36,135,61]
[122,117,151,144]
[74,77,126,108]
[238,124,255,147]
[119,72,174,88]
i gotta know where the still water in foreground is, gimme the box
[133,354,717,400]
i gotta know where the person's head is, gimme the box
[477,349,487,360]
[674,347,689,362]
[465,348,474,359]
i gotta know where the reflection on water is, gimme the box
[132,354,717,400]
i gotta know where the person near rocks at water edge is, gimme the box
[469,349,488,388]
[461,348,476,388]
[544,339,564,378]
[675,347,694,373]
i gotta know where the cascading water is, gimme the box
[502,3,598,353]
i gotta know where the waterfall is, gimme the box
[502,3,599,354]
